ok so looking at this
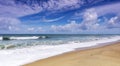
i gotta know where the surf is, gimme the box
[0,36,48,40]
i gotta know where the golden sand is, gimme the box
[24,42,120,66]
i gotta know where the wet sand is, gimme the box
[24,42,120,66]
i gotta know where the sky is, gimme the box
[0,0,120,34]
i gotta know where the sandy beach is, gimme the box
[23,41,120,66]
[0,0,120,66]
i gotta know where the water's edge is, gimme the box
[0,35,120,66]
[23,40,120,66]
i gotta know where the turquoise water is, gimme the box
[0,34,119,49]
[0,34,120,66]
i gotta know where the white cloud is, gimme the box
[0,16,46,33]
[0,0,84,17]
[108,16,118,25]
[0,1,42,17]
[27,27,44,33]
[83,8,98,21]
[107,16,120,28]
[94,2,120,16]
[80,8,100,30]
[46,0,83,11]
[42,16,64,22]
[73,3,120,20]
[38,27,44,32]
[28,27,35,31]
[1,0,118,18]
[51,8,103,32]
[51,21,81,32]
[0,17,21,31]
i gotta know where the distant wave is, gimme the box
[0,35,120,66]
[0,37,2,40]
[10,36,39,40]
[0,36,48,40]
[0,35,120,50]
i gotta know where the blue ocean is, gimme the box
[0,34,120,66]
[0,34,120,49]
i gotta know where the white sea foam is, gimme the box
[0,37,2,40]
[0,36,120,66]
[10,36,39,40]
[0,36,48,40]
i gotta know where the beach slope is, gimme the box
[24,42,120,66]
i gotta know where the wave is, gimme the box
[0,35,120,50]
[0,36,48,40]
[0,37,2,40]
[0,35,120,66]
[0,44,16,50]
[10,36,39,40]
[0,40,65,50]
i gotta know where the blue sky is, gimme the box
[0,0,120,34]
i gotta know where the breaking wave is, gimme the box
[0,36,48,40]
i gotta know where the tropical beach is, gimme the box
[0,34,119,66]
[0,0,120,66]
[24,41,120,66]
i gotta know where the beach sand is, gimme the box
[24,42,120,66]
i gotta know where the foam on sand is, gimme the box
[0,36,120,66]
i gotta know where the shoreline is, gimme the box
[1,36,120,66]
[24,41,120,66]
[76,40,120,51]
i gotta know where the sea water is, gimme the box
[0,34,120,66]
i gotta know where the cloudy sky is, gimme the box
[0,0,120,34]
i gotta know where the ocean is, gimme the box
[0,34,120,66]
